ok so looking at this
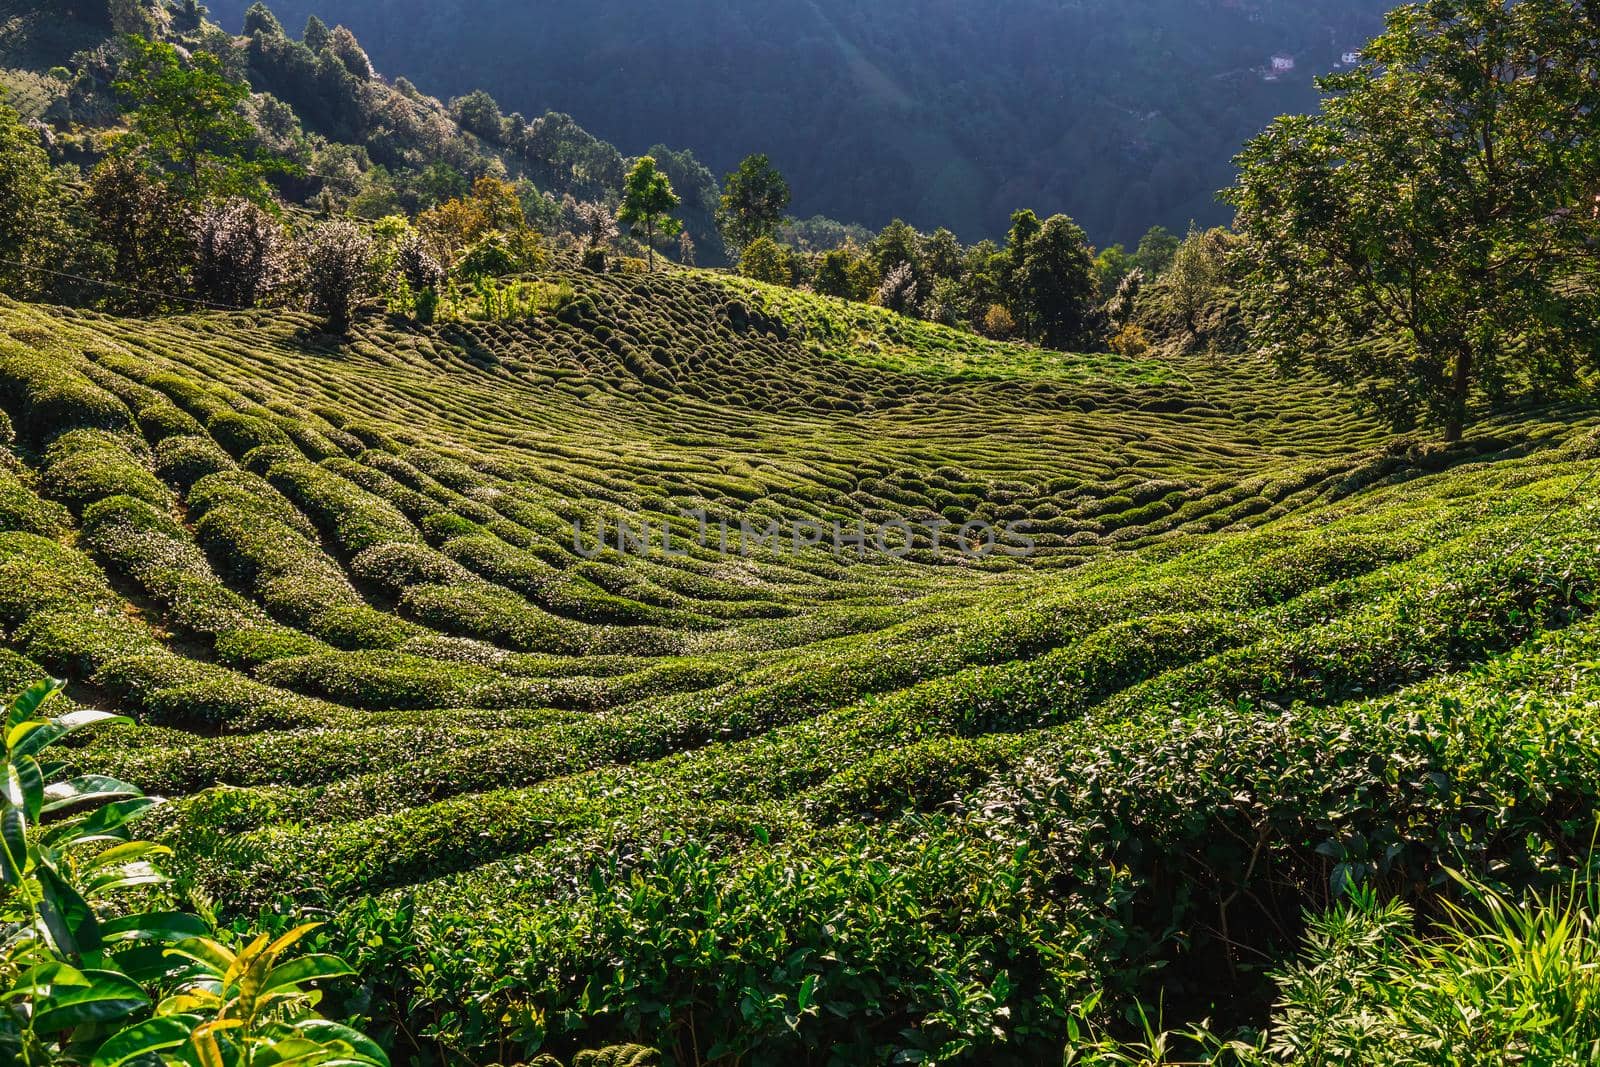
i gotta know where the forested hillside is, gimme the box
[203,0,1392,245]
[0,0,729,259]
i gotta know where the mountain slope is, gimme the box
[3,0,730,259]
[3,270,1599,1058]
[206,0,1393,245]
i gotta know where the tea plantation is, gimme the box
[3,269,1599,1063]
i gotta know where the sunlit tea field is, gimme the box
[4,269,1599,1062]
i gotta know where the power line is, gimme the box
[0,258,248,311]
[1526,447,1600,540]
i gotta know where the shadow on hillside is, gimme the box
[287,325,353,354]
[1326,402,1599,503]
[434,324,500,369]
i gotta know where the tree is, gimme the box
[1093,243,1135,292]
[718,153,790,256]
[1005,209,1043,253]
[1000,209,1044,332]
[957,239,1006,326]
[242,1,283,37]
[574,200,619,253]
[173,0,207,31]
[107,0,158,35]
[982,304,1016,340]
[451,90,504,142]
[920,228,964,283]
[416,195,486,266]
[298,219,374,333]
[114,35,287,203]
[302,14,331,51]
[1227,0,1600,441]
[390,228,443,320]
[925,277,963,326]
[0,102,66,298]
[1017,214,1100,350]
[327,26,373,80]
[412,161,467,209]
[877,261,920,317]
[617,156,680,271]
[813,247,859,299]
[1105,268,1145,331]
[1109,322,1151,358]
[84,157,196,313]
[469,175,526,232]
[455,235,524,280]
[1132,225,1180,276]
[738,236,790,285]
[869,219,924,294]
[193,197,288,307]
[1166,224,1236,340]
[417,177,541,273]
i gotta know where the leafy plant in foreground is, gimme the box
[0,680,385,1067]
[1061,866,1600,1065]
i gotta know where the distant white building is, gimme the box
[1271,54,1296,73]
[1341,50,1362,66]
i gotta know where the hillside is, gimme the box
[0,0,729,259]
[3,266,1600,1061]
[204,0,1393,245]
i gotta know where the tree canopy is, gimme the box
[0,102,65,298]
[114,34,289,202]
[1016,214,1100,351]
[1228,0,1600,441]
[718,154,790,256]
[618,156,681,271]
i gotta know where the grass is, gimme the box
[0,269,1597,1064]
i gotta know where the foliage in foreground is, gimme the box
[1072,871,1600,1065]
[0,680,385,1067]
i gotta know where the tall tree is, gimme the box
[1166,224,1237,340]
[738,236,790,285]
[813,247,856,299]
[1228,0,1600,442]
[1132,225,1180,276]
[618,156,680,271]
[193,197,287,308]
[718,154,790,257]
[1001,209,1044,334]
[920,227,964,283]
[84,157,196,313]
[113,35,288,202]
[302,15,331,51]
[298,218,374,333]
[1017,214,1100,350]
[242,2,282,37]
[870,219,924,293]
[0,102,65,299]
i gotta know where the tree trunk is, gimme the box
[646,219,655,272]
[1444,344,1472,443]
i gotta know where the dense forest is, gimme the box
[203,0,1393,246]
